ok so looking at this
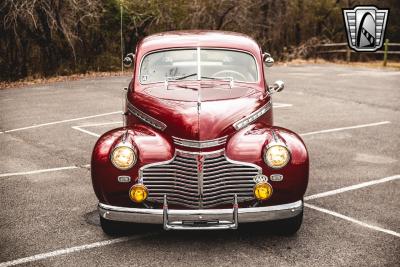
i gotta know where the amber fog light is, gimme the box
[129,184,148,203]
[254,182,273,201]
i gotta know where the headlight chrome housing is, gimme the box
[264,145,290,169]
[111,145,136,170]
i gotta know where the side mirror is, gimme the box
[263,53,274,67]
[123,53,135,68]
[268,80,284,94]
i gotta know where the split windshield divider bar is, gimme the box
[197,47,201,80]
[163,47,234,89]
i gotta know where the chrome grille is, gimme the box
[172,136,227,148]
[141,150,260,208]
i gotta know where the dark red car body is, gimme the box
[91,31,308,232]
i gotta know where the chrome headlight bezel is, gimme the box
[264,144,291,169]
[110,145,137,170]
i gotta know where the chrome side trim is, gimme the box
[127,100,167,131]
[232,101,272,130]
[98,200,303,226]
[172,136,228,148]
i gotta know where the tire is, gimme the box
[273,210,303,236]
[100,216,127,236]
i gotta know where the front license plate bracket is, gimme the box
[163,194,238,230]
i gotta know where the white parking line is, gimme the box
[305,203,400,238]
[0,166,80,178]
[0,173,398,265]
[69,104,291,138]
[70,118,388,141]
[0,234,156,267]
[300,121,391,136]
[305,174,400,201]
[71,121,122,138]
[0,111,120,134]
[2,119,394,178]
[76,121,122,127]
[0,104,291,135]
[71,126,101,138]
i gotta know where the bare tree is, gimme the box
[1,0,398,81]
[0,0,102,79]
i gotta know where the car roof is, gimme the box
[136,30,262,56]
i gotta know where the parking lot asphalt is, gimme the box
[0,64,399,266]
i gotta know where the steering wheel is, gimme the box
[212,70,247,81]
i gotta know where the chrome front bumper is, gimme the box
[99,197,303,230]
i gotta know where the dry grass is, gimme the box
[0,71,130,89]
[1,60,399,89]
[284,59,400,70]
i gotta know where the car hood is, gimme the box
[130,83,266,140]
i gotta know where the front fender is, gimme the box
[226,123,309,205]
[91,124,174,206]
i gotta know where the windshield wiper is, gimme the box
[165,74,234,89]
[175,73,197,80]
[175,74,229,81]
[200,76,218,80]
[202,76,234,88]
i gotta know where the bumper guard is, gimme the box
[99,198,303,230]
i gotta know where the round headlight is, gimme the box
[111,146,136,170]
[264,145,290,169]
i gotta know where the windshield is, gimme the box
[140,49,258,84]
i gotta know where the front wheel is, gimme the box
[273,211,303,236]
[100,216,128,236]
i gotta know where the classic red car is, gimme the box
[91,30,308,234]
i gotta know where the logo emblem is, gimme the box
[253,174,268,184]
[343,6,389,52]
[196,154,205,196]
